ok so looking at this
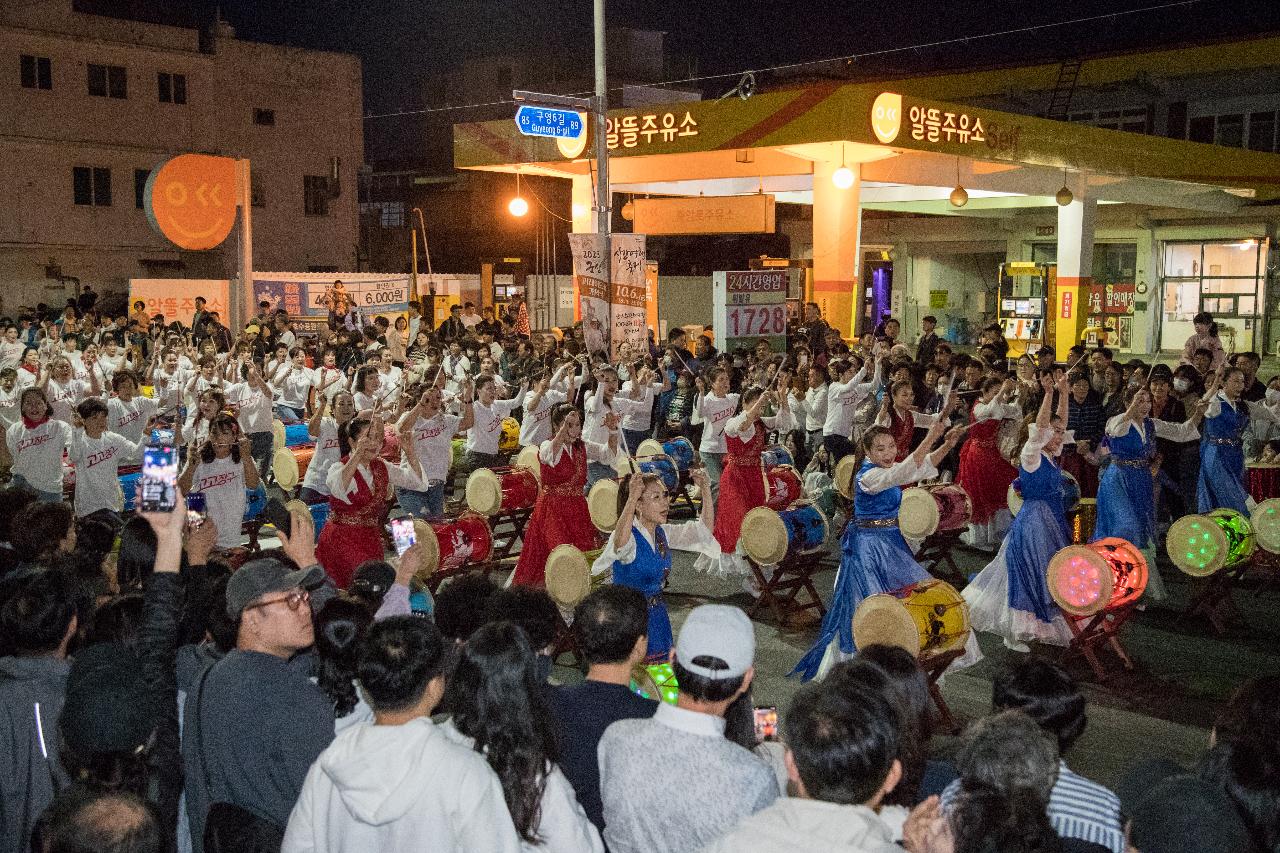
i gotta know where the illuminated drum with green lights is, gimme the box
[631,662,679,705]
[1166,509,1255,577]
[1250,499,1280,555]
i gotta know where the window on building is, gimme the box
[73,166,112,206]
[1248,111,1276,153]
[1216,113,1245,148]
[88,63,127,98]
[253,108,275,126]
[1067,107,1149,134]
[134,168,151,209]
[304,176,329,216]
[1160,240,1268,353]
[158,72,187,104]
[251,172,266,208]
[20,55,52,90]
[1187,115,1215,144]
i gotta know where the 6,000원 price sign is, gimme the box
[713,270,788,354]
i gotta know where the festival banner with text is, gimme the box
[568,234,648,360]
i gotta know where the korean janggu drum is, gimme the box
[587,479,621,532]
[1250,498,1280,555]
[834,454,859,500]
[414,512,493,580]
[761,444,794,470]
[1007,471,1081,517]
[1166,509,1255,577]
[285,498,330,537]
[899,484,972,540]
[851,579,970,658]
[271,444,315,491]
[514,444,541,480]
[738,503,829,565]
[1247,463,1280,504]
[465,466,539,515]
[1071,498,1098,545]
[498,417,521,455]
[631,661,680,705]
[1047,538,1148,615]
[637,437,695,473]
[634,454,681,494]
[764,464,804,511]
[544,544,607,613]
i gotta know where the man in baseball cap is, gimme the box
[598,605,778,853]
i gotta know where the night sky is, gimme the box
[77,0,1280,167]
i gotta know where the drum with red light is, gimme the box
[1046,538,1148,616]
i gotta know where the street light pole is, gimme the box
[593,0,612,358]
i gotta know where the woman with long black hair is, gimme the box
[443,621,603,853]
[312,596,375,733]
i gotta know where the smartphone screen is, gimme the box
[390,517,416,556]
[140,445,178,513]
[150,428,175,446]
[753,706,778,742]
[185,492,206,527]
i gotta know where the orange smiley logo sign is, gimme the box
[145,154,238,250]
[871,92,903,145]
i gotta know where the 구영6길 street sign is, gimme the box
[515,105,585,140]
[145,154,238,251]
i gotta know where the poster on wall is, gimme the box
[712,270,788,354]
[568,234,648,359]
[252,272,413,331]
[129,279,229,325]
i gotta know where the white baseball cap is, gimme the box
[675,604,755,679]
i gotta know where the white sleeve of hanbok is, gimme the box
[859,457,938,494]
[1203,393,1224,420]
[662,519,718,554]
[973,399,1020,421]
[383,459,426,491]
[1020,434,1051,471]
[762,406,795,432]
[585,436,619,464]
[325,463,366,502]
[1105,414,1139,438]
[1152,418,1200,442]
[724,411,754,438]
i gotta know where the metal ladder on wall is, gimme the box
[1045,59,1083,121]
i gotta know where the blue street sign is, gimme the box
[514,105,585,140]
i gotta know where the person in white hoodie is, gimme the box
[282,616,521,853]
[699,681,907,853]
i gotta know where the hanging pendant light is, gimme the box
[508,171,528,217]
[1056,167,1074,206]
[949,156,967,207]
[832,142,855,189]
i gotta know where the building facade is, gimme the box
[0,0,362,314]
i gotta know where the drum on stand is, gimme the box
[1247,463,1280,504]
[1071,498,1098,545]
[1251,498,1280,555]
[498,417,520,456]
[899,484,972,540]
[634,453,680,494]
[515,445,542,480]
[466,467,539,515]
[545,544,608,614]
[415,512,494,581]
[764,464,803,511]
[587,479,621,532]
[1166,509,1255,577]
[852,579,971,657]
[1047,538,1148,616]
[272,444,315,491]
[761,445,794,470]
[284,498,330,537]
[637,438,696,475]
[1008,471,1081,517]
[834,454,859,500]
[630,661,680,705]
[739,503,828,565]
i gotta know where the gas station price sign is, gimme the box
[713,270,788,353]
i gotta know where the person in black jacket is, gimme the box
[437,304,467,344]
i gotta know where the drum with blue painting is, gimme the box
[308,501,331,536]
[636,454,680,494]
[284,422,311,447]
[637,437,695,474]
[243,485,268,521]
[761,444,794,470]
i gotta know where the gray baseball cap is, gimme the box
[226,558,326,619]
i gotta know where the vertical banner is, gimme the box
[644,260,660,344]
[569,233,648,360]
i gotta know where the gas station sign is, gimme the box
[714,270,788,354]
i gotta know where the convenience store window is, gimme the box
[1160,239,1266,354]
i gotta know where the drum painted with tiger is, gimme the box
[465,466,539,515]
[271,444,315,491]
[1247,464,1280,504]
[1166,509,1255,577]
[739,503,829,565]
[415,512,494,579]
[1070,498,1098,545]
[1008,471,1081,517]
[1047,538,1148,616]
[899,484,972,540]
[498,417,520,455]
[852,579,971,658]
[634,454,680,494]
[545,544,607,612]
[761,445,794,470]
[764,464,804,511]
[1251,498,1280,555]
[637,437,695,473]
[379,426,402,462]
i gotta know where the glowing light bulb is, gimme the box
[571,202,588,219]
[508,196,529,217]
[949,185,968,207]
[831,166,855,189]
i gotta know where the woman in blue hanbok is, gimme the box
[590,467,716,663]
[964,373,1076,650]
[1199,367,1280,514]
[792,416,973,681]
[1093,381,1207,600]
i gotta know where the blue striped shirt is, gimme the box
[941,760,1125,853]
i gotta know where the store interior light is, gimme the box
[508,171,528,217]
[1239,239,1259,250]
[571,202,588,219]
[831,143,855,189]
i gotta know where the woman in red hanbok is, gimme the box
[316,413,423,589]
[957,376,1020,551]
[694,373,794,577]
[513,402,620,587]
[876,379,951,461]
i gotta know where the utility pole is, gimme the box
[593,0,612,353]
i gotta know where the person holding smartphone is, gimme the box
[179,413,260,553]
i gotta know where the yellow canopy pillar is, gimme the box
[1053,192,1097,357]
[812,160,862,339]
